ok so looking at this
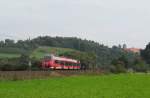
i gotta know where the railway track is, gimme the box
[0,69,103,80]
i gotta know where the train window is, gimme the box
[73,63,77,66]
[60,61,65,65]
[59,62,80,66]
[65,62,72,66]
[65,62,69,66]
[72,63,74,66]
[69,63,72,66]
[55,60,60,64]
[44,56,51,60]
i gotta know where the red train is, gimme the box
[42,54,81,69]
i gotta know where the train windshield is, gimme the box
[44,54,52,61]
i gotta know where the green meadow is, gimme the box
[0,74,150,98]
[0,53,20,58]
[31,46,77,59]
[0,46,77,59]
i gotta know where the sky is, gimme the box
[0,0,150,48]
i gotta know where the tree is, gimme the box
[118,44,122,49]
[133,57,148,72]
[0,41,5,47]
[110,55,128,73]
[141,43,150,64]
[5,39,15,47]
[123,44,127,49]
[18,53,30,70]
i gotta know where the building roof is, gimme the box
[125,48,141,53]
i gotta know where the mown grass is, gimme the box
[0,74,150,98]
[0,47,23,58]
[0,53,20,58]
[31,46,77,59]
[0,46,76,59]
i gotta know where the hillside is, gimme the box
[0,46,79,59]
[31,46,79,59]
[0,47,22,58]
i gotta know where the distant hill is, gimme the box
[0,36,138,67]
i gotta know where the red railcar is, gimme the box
[42,54,81,69]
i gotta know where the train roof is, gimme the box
[51,55,79,63]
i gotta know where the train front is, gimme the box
[42,54,53,69]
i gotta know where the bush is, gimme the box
[133,57,148,72]
[111,56,127,73]
[133,63,148,72]
[0,54,30,71]
[110,64,126,73]
[0,64,27,71]
[31,57,42,70]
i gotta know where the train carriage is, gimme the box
[42,54,81,69]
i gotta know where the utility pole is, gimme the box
[28,60,32,71]
[78,34,81,70]
[28,35,32,71]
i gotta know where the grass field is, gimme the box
[0,46,77,59]
[0,53,20,58]
[31,46,77,59]
[0,74,150,98]
[0,47,22,58]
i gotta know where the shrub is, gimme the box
[110,64,126,73]
[133,57,148,72]
[31,58,42,70]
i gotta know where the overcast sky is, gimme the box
[0,0,150,48]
